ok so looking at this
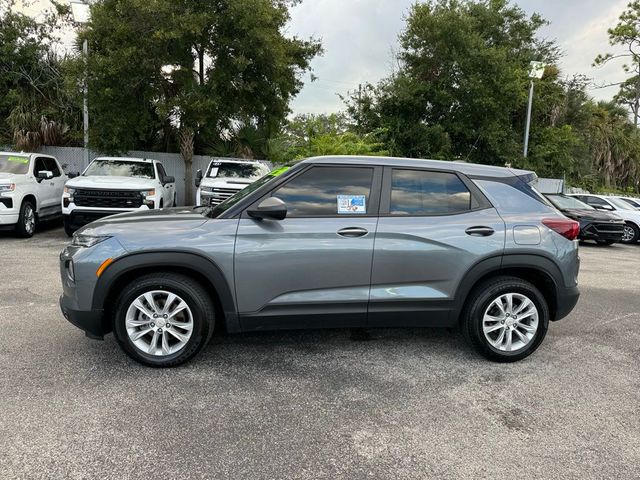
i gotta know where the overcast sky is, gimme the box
[21,0,632,115]
[288,0,630,114]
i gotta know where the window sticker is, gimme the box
[7,156,28,164]
[269,166,290,177]
[337,195,366,214]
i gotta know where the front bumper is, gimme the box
[553,285,580,321]
[579,221,625,242]
[64,209,139,229]
[59,294,107,339]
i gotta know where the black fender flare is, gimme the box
[92,251,240,333]
[451,253,564,321]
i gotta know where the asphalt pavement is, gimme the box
[0,223,638,479]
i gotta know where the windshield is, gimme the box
[619,197,640,208]
[0,154,30,174]
[84,159,155,179]
[546,194,594,210]
[205,165,292,217]
[608,196,635,210]
[207,162,264,179]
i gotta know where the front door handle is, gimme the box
[465,226,495,237]
[337,227,368,238]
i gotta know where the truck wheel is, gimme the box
[461,276,549,362]
[63,217,76,237]
[15,200,36,238]
[113,273,215,367]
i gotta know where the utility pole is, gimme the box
[83,38,89,167]
[523,61,546,158]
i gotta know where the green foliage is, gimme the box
[268,114,388,163]
[345,0,558,164]
[78,0,322,155]
[0,0,79,147]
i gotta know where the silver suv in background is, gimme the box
[60,156,580,367]
[195,159,270,207]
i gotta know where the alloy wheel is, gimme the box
[482,293,539,352]
[24,205,35,234]
[622,225,635,243]
[125,290,194,356]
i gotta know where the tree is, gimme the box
[268,114,388,163]
[344,0,558,165]
[594,0,640,126]
[77,0,321,201]
[0,0,79,149]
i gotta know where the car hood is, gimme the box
[78,207,209,238]
[561,208,624,222]
[201,176,256,188]
[66,175,155,190]
[0,172,25,183]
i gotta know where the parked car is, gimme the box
[60,156,580,367]
[62,157,176,236]
[612,196,640,210]
[195,159,271,207]
[568,193,640,244]
[544,193,625,245]
[0,152,67,237]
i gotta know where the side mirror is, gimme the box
[195,169,203,188]
[36,170,53,181]
[162,175,175,185]
[68,172,79,179]
[248,197,287,221]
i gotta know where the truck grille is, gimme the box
[74,189,143,209]
[207,187,239,206]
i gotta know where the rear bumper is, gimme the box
[579,221,624,242]
[59,294,107,340]
[553,285,580,321]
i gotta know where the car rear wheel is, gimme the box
[113,273,215,367]
[15,200,36,238]
[461,276,549,362]
[621,222,639,244]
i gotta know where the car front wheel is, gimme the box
[113,273,215,367]
[462,276,549,362]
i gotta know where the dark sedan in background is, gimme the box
[545,194,625,245]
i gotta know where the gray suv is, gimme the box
[59,156,580,367]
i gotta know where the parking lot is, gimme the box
[0,223,639,479]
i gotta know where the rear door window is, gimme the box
[389,169,471,215]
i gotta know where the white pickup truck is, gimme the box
[0,152,67,237]
[195,159,271,207]
[62,156,176,236]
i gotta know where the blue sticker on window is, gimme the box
[337,195,366,214]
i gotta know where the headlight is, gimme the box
[140,189,156,208]
[0,183,16,193]
[71,234,111,248]
[64,186,76,195]
[140,189,156,197]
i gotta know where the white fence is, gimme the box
[2,145,270,205]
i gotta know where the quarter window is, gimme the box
[390,169,471,215]
[272,166,374,217]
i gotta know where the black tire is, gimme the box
[113,273,215,367]
[15,200,36,238]
[63,217,76,237]
[621,222,639,244]
[595,239,615,246]
[461,276,549,362]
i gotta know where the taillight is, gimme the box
[542,218,580,240]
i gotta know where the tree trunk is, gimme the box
[180,127,195,205]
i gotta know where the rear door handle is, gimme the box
[465,226,495,237]
[337,227,368,238]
